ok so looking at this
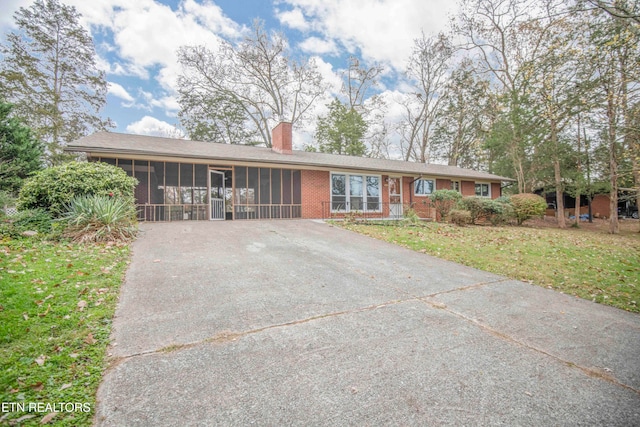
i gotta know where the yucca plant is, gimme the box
[62,194,138,243]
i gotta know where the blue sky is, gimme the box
[1,0,456,147]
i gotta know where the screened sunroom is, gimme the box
[93,157,301,221]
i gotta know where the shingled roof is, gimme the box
[67,131,513,182]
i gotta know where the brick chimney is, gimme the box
[272,122,292,154]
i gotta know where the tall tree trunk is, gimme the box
[555,159,566,228]
[574,118,582,228]
[633,140,640,232]
[551,118,566,229]
[608,103,619,234]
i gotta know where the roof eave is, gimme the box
[65,144,515,182]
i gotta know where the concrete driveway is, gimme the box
[96,220,640,426]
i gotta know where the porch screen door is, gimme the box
[210,170,225,220]
[389,177,403,218]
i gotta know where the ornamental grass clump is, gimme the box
[62,194,137,243]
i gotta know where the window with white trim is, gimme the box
[331,173,381,212]
[451,180,460,192]
[414,178,435,196]
[475,182,491,198]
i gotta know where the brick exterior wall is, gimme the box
[491,182,502,199]
[301,169,330,219]
[300,170,502,220]
[436,178,451,190]
[405,176,435,220]
[461,180,475,197]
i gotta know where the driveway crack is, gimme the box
[419,299,640,397]
[108,297,414,364]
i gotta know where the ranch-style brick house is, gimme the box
[67,122,513,222]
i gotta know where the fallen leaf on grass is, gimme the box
[84,333,96,345]
[14,414,36,423]
[40,412,57,424]
[30,382,43,391]
[38,304,51,317]
[35,355,47,366]
[23,313,29,321]
[59,383,72,390]
[77,300,87,311]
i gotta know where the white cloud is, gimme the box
[126,115,184,138]
[66,0,242,89]
[107,82,134,102]
[276,7,309,31]
[57,0,250,126]
[150,95,180,116]
[311,56,342,96]
[280,0,456,71]
[0,0,31,34]
[299,36,338,55]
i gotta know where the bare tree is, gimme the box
[178,20,327,147]
[401,32,453,163]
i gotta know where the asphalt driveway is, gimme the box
[95,220,640,426]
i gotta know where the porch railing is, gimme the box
[321,202,414,221]
[234,204,302,220]
[136,204,208,222]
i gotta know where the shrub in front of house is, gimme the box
[17,162,137,218]
[0,208,54,238]
[430,189,462,222]
[455,196,514,225]
[491,196,515,225]
[510,193,547,225]
[456,197,498,224]
[62,194,137,243]
[449,209,471,226]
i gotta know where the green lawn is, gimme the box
[339,221,640,313]
[0,239,129,426]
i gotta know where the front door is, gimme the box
[389,177,403,219]
[210,170,225,220]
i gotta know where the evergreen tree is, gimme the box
[0,100,44,195]
[0,0,111,165]
[315,98,368,156]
